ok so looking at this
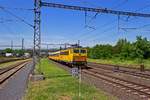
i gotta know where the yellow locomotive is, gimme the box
[48,47,87,66]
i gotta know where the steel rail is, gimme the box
[88,63,150,79]
[83,69,150,98]
[0,60,30,85]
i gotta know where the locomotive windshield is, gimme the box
[73,49,86,53]
[81,50,86,53]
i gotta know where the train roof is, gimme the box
[49,51,60,54]
[49,47,87,53]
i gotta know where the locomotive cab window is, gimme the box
[81,50,86,53]
[74,49,79,53]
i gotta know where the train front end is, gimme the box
[72,48,87,66]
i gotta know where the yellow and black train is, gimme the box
[48,47,87,67]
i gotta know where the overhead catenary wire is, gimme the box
[0,6,34,11]
[0,6,34,28]
[0,18,20,23]
[0,5,33,49]
[76,0,102,29]
[88,25,117,41]
[85,0,129,27]
[124,3,150,21]
[0,18,25,44]
[121,23,150,31]
[120,4,150,32]
[78,19,117,40]
[77,0,129,40]
[56,0,147,41]
[82,1,150,41]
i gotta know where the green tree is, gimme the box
[113,38,127,57]
[14,49,25,56]
[87,36,150,60]
[4,48,13,53]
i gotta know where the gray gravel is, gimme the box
[0,62,33,100]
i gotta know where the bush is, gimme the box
[88,36,150,61]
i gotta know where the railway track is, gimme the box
[88,62,146,70]
[88,62,150,79]
[0,60,31,85]
[82,68,150,99]
[0,58,23,64]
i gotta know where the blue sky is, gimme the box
[0,0,150,49]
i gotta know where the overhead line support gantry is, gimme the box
[33,0,41,69]
[41,2,150,17]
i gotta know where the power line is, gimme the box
[84,0,128,40]
[0,6,34,28]
[119,4,150,31]
[45,1,150,41]
[84,0,128,30]
[0,6,33,11]
[58,0,148,41]
[111,2,150,35]
[88,25,117,41]
[78,19,117,40]
[81,0,128,39]
[75,1,104,29]
[121,23,150,31]
[85,1,150,40]
[0,18,19,23]
[123,4,150,21]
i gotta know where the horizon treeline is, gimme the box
[87,36,150,62]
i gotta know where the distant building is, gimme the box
[24,53,30,58]
[15,53,20,57]
[5,53,13,57]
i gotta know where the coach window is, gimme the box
[60,52,64,55]
[60,51,69,55]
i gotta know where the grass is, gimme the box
[0,60,26,68]
[88,58,150,69]
[25,59,116,100]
